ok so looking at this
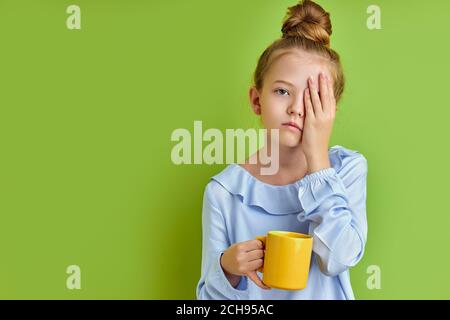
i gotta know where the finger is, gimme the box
[319,72,330,113]
[247,258,264,271]
[308,76,323,114]
[327,76,337,116]
[304,87,315,118]
[246,270,271,290]
[247,249,264,261]
[244,239,264,252]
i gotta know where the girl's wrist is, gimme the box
[224,272,241,288]
[306,152,331,174]
[223,268,241,288]
[220,254,241,287]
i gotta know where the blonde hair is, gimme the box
[253,0,345,104]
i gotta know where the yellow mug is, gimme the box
[255,231,313,290]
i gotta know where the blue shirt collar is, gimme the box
[210,145,351,215]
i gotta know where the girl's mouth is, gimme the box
[282,123,302,132]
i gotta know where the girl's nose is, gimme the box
[288,100,305,118]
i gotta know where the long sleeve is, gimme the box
[297,155,368,277]
[196,182,249,300]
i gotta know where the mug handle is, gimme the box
[255,235,266,273]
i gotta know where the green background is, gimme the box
[0,0,449,299]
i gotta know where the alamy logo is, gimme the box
[367,5,382,30]
[66,265,81,290]
[66,5,81,30]
[170,121,280,175]
[366,265,381,290]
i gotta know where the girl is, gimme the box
[196,0,368,300]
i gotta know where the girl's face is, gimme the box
[249,49,334,148]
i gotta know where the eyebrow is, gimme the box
[273,80,296,87]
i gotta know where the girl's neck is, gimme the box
[240,144,309,186]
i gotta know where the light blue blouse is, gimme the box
[196,145,368,300]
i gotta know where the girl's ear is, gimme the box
[249,86,262,115]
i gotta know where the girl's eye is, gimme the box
[274,88,289,96]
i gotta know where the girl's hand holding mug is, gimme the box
[220,239,271,290]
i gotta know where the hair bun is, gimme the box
[281,0,332,47]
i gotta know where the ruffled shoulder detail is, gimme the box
[328,145,364,174]
[210,145,364,215]
[211,163,302,215]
